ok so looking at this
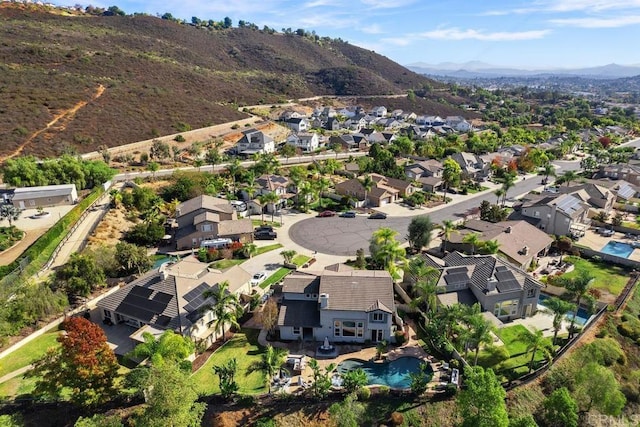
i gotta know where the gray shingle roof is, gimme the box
[319,270,394,312]
[281,273,320,294]
[278,300,321,327]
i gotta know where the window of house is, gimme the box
[342,321,356,337]
[527,288,536,298]
[334,320,341,337]
[293,327,300,335]
[103,310,111,319]
[29,200,35,206]
[202,224,212,232]
[306,294,311,298]
[534,211,540,217]
[494,300,519,317]
[371,312,385,322]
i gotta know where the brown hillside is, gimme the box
[0,4,458,159]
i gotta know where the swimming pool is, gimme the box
[538,293,590,326]
[601,241,635,259]
[336,356,430,389]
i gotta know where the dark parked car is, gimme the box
[339,211,356,218]
[254,230,277,240]
[255,225,274,233]
[368,212,387,219]
[317,210,336,217]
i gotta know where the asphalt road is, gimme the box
[289,159,583,256]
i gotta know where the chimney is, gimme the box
[487,277,498,292]
[522,246,529,255]
[319,293,329,309]
[505,226,512,233]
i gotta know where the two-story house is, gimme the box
[277,267,401,343]
[283,117,310,132]
[370,106,388,117]
[286,132,319,153]
[596,164,640,186]
[174,195,253,250]
[335,174,415,207]
[552,183,615,213]
[255,174,290,213]
[445,116,472,132]
[97,256,252,350]
[451,152,491,181]
[519,193,590,236]
[235,129,275,156]
[424,252,543,321]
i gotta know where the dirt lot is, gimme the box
[86,205,134,250]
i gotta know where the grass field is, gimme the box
[210,259,246,270]
[255,243,283,256]
[0,227,24,251]
[260,268,292,289]
[563,256,629,296]
[191,330,267,395]
[476,325,550,376]
[292,255,311,267]
[0,329,61,378]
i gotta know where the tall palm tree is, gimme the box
[360,174,374,207]
[521,328,549,373]
[558,271,594,338]
[247,345,288,393]
[541,163,556,183]
[202,281,241,343]
[280,249,297,265]
[370,227,406,279]
[225,158,243,193]
[494,188,505,205]
[243,243,258,259]
[127,330,194,366]
[500,173,517,207]
[542,297,576,345]
[462,232,482,255]
[468,315,495,366]
[298,181,314,212]
[441,220,456,253]
[316,177,332,209]
[262,191,280,223]
[405,257,439,316]
[437,304,462,342]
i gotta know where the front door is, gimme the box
[371,329,383,342]
[18,201,24,209]
[525,304,532,317]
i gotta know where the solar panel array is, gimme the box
[618,184,635,200]
[495,269,521,292]
[117,286,173,322]
[556,195,583,215]
[183,283,211,314]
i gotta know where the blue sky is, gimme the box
[55,0,640,69]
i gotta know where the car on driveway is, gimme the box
[254,230,277,240]
[339,211,356,218]
[368,212,387,219]
[318,210,336,217]
[250,272,267,286]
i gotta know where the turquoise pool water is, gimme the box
[601,241,634,259]
[336,356,430,389]
[539,293,590,326]
[153,256,173,268]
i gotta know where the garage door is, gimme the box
[380,198,388,206]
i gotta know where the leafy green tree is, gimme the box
[0,205,22,228]
[115,242,152,275]
[247,345,288,393]
[2,156,47,187]
[54,252,106,297]
[146,161,160,181]
[136,362,205,427]
[149,140,170,161]
[407,215,435,252]
[128,330,194,366]
[308,358,335,400]
[409,363,432,395]
[500,173,517,207]
[213,358,239,400]
[75,414,123,427]
[574,362,626,416]
[541,387,578,427]
[329,393,365,427]
[462,232,482,255]
[30,317,119,406]
[280,143,296,162]
[457,366,509,427]
[342,368,367,393]
[355,248,366,269]
[125,221,165,247]
[480,239,500,254]
[442,158,461,203]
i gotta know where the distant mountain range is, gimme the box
[406,61,640,79]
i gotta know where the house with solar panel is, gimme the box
[277,267,402,343]
[97,255,252,352]
[519,193,591,236]
[425,252,543,321]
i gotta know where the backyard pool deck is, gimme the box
[577,229,640,263]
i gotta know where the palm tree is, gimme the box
[202,281,241,343]
[558,271,594,338]
[370,227,405,279]
[225,158,243,193]
[468,315,495,366]
[542,297,576,345]
[262,191,280,223]
[521,328,549,373]
[500,173,517,207]
[280,249,297,265]
[316,177,331,209]
[441,220,456,253]
[298,181,314,212]
[541,163,556,183]
[437,304,462,342]
[481,239,500,254]
[360,174,374,207]
[127,330,194,366]
[247,345,288,393]
[560,170,578,187]
[494,188,504,205]
[162,198,180,221]
[405,258,439,315]
[243,243,258,259]
[462,232,482,255]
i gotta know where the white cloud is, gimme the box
[417,27,551,41]
[485,0,640,15]
[360,0,416,9]
[302,0,338,8]
[361,24,384,34]
[550,14,640,27]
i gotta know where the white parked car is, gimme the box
[250,272,267,286]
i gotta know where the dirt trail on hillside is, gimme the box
[0,84,105,162]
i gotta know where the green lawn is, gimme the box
[0,329,61,378]
[476,325,550,374]
[260,267,292,289]
[563,255,629,296]
[292,254,311,267]
[622,221,640,230]
[191,330,267,395]
[255,243,283,256]
[209,258,246,270]
[0,375,38,398]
